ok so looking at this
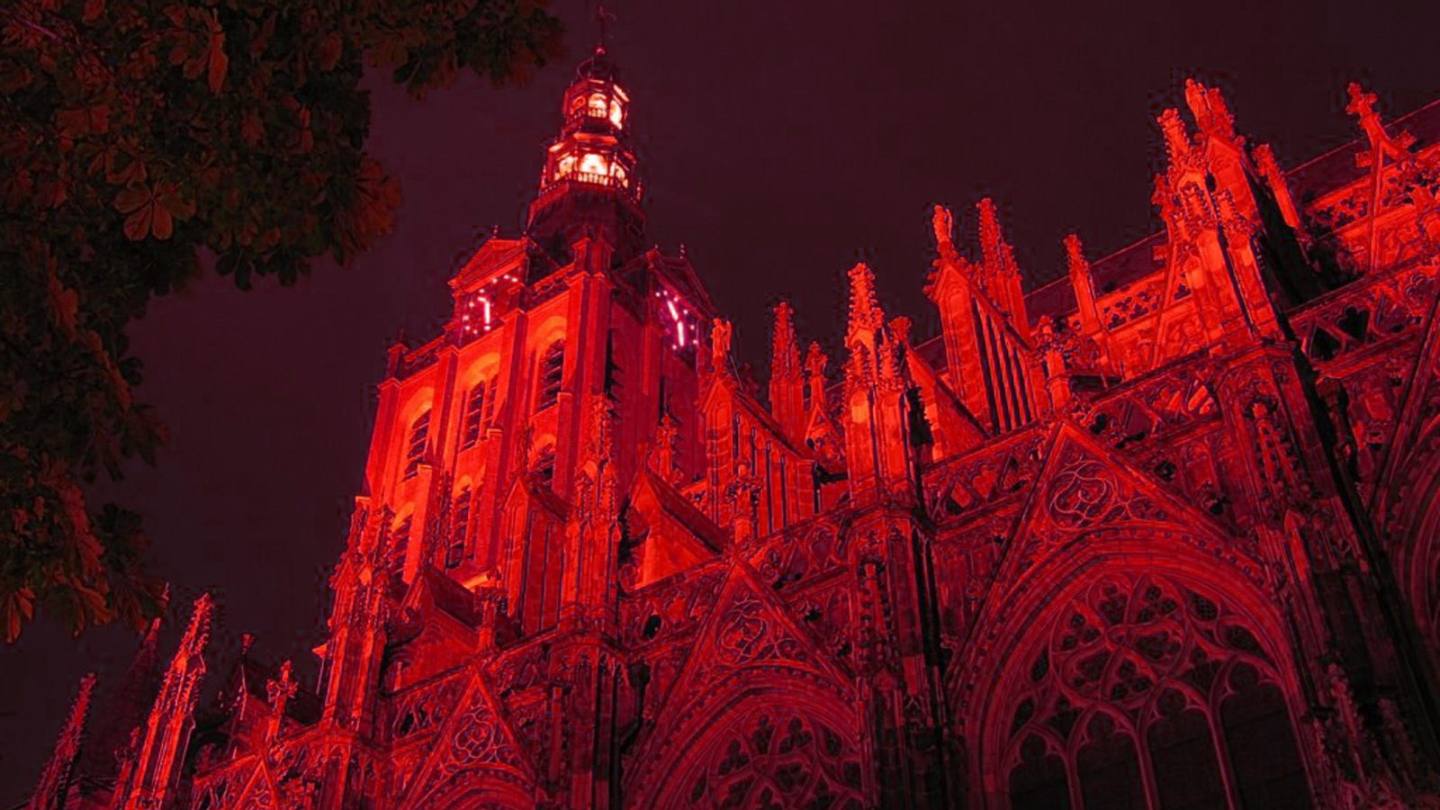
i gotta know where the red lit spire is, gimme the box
[27,673,95,810]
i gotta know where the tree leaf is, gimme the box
[207,28,227,93]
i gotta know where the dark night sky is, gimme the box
[4,0,1439,800]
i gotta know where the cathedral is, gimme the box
[25,44,1440,810]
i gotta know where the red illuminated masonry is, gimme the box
[31,47,1440,809]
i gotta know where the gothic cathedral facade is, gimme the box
[29,48,1440,810]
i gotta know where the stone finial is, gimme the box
[1345,82,1381,132]
[1063,233,1089,280]
[770,301,801,377]
[1184,79,1236,141]
[845,263,884,344]
[180,593,215,656]
[1252,143,1283,181]
[1064,233,1101,324]
[28,673,96,810]
[976,198,1008,273]
[266,660,298,741]
[889,316,913,347]
[1346,81,1414,158]
[1158,108,1192,165]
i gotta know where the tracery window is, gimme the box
[403,409,430,479]
[679,710,864,810]
[537,341,565,411]
[466,377,501,446]
[1001,572,1311,810]
[460,381,489,449]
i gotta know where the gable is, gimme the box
[404,667,534,807]
[996,422,1261,587]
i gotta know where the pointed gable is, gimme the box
[405,668,534,807]
[450,236,529,292]
[648,561,851,723]
[984,421,1266,605]
[625,560,855,797]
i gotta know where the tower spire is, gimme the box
[976,198,1030,337]
[526,18,644,260]
[27,673,96,810]
[118,594,214,810]
[769,301,805,441]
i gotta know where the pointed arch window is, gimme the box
[537,341,565,411]
[578,152,608,177]
[461,380,494,449]
[999,573,1312,810]
[403,410,431,479]
[389,515,413,575]
[445,487,471,569]
[604,330,621,401]
[587,92,608,118]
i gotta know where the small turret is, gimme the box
[926,202,1042,434]
[768,301,805,442]
[976,198,1030,337]
[1064,233,1101,334]
[118,594,214,810]
[27,673,95,810]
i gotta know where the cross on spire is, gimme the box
[595,2,617,52]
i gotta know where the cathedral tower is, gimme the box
[35,45,1440,810]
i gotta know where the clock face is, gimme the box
[654,286,699,358]
[459,291,494,339]
[457,271,521,340]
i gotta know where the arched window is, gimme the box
[445,487,471,569]
[403,410,430,479]
[666,706,865,809]
[461,382,488,449]
[587,92,608,118]
[998,572,1312,810]
[578,152,608,177]
[388,515,412,575]
[536,341,565,411]
[483,377,498,427]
